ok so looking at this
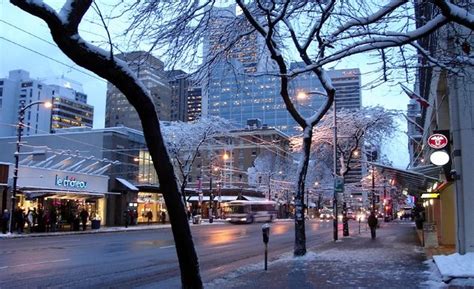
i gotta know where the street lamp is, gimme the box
[10,100,52,233]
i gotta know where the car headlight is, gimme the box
[240,218,247,221]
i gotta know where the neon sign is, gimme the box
[55,175,87,189]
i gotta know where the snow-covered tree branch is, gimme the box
[10,1,203,288]
[161,117,230,207]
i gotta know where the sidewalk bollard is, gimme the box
[262,223,270,271]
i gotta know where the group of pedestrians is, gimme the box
[0,206,92,234]
[123,209,166,228]
[1,207,51,234]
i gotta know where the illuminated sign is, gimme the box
[55,175,87,189]
[421,193,440,199]
[428,134,448,149]
[430,150,450,166]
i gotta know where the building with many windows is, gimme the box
[0,70,93,137]
[187,86,202,122]
[166,70,189,122]
[105,51,172,130]
[201,6,362,136]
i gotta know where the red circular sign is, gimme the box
[428,134,448,149]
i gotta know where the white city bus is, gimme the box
[226,200,278,224]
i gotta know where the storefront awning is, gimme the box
[216,196,238,202]
[241,196,268,201]
[369,162,440,194]
[22,190,105,200]
[116,178,139,191]
[188,196,211,202]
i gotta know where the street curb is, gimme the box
[0,219,304,239]
[0,220,228,239]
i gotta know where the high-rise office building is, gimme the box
[0,70,93,137]
[105,51,172,130]
[187,86,202,122]
[205,65,361,135]
[166,70,189,122]
[202,7,361,135]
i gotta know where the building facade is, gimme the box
[105,51,172,130]
[166,70,189,122]
[0,70,93,137]
[187,86,202,122]
[407,1,474,254]
[0,126,167,227]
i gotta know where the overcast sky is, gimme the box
[0,1,410,168]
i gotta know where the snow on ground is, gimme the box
[423,255,474,288]
[433,253,474,278]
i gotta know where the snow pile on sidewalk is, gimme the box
[433,253,474,278]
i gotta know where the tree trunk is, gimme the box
[9,1,203,288]
[294,128,313,256]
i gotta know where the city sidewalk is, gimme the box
[204,221,441,289]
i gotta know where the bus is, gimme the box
[225,200,278,224]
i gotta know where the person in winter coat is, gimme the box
[368,212,378,239]
[160,211,166,224]
[1,209,10,234]
[27,209,34,232]
[146,211,153,225]
[123,210,131,228]
[50,208,58,232]
[80,209,89,231]
[15,208,25,234]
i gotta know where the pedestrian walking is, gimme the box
[27,209,34,233]
[129,210,135,226]
[15,207,25,234]
[368,212,378,239]
[50,208,58,232]
[160,211,166,224]
[80,208,89,231]
[123,210,130,228]
[1,209,10,234]
[146,210,153,225]
[37,207,45,232]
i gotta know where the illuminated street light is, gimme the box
[10,100,52,233]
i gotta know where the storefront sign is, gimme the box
[55,175,87,189]
[428,134,448,149]
[430,150,450,166]
[421,193,440,199]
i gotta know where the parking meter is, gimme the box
[262,223,270,243]
[262,223,270,270]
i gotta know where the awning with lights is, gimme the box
[22,189,106,200]
[368,162,441,194]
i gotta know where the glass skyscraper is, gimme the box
[203,6,361,136]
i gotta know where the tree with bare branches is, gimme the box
[10,1,473,287]
[122,0,472,257]
[161,116,230,209]
[10,1,203,288]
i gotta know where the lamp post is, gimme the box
[332,95,338,241]
[10,100,51,233]
[371,165,376,214]
[209,164,214,224]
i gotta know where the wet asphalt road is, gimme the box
[0,220,340,288]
